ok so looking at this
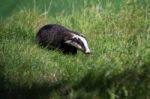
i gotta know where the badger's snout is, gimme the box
[85,50,91,54]
[83,47,91,54]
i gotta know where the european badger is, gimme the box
[36,24,91,54]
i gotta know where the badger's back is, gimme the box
[36,24,71,48]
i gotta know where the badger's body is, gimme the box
[36,24,90,54]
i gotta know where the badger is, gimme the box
[36,24,91,55]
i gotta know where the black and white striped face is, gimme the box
[65,34,91,54]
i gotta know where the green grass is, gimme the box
[0,0,150,99]
[0,0,123,17]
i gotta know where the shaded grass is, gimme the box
[0,0,150,98]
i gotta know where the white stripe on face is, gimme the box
[73,34,90,53]
[65,40,83,50]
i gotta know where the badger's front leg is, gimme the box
[60,44,77,55]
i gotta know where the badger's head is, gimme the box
[65,33,91,54]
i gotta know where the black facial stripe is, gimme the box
[72,38,86,51]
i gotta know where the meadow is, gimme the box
[0,0,150,99]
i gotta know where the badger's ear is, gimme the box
[80,34,85,37]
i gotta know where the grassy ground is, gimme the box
[0,0,150,99]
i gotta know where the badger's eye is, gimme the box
[72,38,78,42]
[72,37,84,47]
[77,39,84,46]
